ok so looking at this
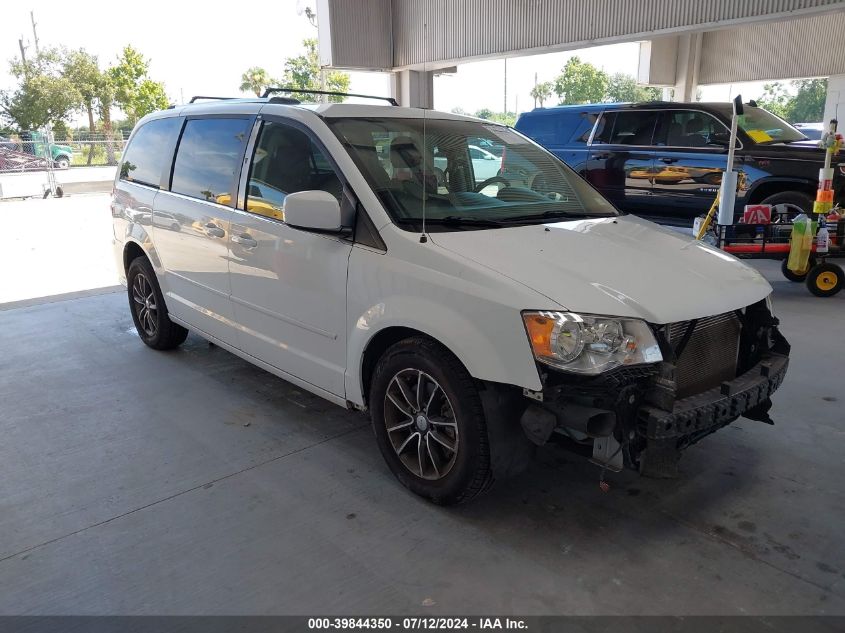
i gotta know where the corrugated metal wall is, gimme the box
[388,0,845,68]
[699,12,845,83]
[323,0,393,69]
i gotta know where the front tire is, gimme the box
[369,337,493,505]
[54,157,70,169]
[127,256,189,350]
[761,191,813,222]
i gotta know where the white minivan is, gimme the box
[111,93,789,504]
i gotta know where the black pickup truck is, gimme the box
[513,101,844,226]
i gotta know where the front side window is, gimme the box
[119,117,181,188]
[328,117,617,232]
[170,118,251,203]
[244,121,343,221]
[654,110,730,148]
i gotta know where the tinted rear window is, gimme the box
[119,118,181,188]
[593,111,659,145]
[170,118,252,202]
[517,112,595,146]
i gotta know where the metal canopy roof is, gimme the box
[317,0,845,83]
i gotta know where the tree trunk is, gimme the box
[86,102,95,166]
[103,104,117,166]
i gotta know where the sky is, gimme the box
[1,0,781,125]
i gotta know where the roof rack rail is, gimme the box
[189,96,236,103]
[261,87,398,106]
[268,96,301,105]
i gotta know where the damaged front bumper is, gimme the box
[639,351,788,441]
[516,300,790,477]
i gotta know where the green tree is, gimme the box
[95,73,119,165]
[553,57,609,105]
[757,82,790,119]
[488,111,517,126]
[240,67,273,97]
[606,73,662,103]
[281,38,350,102]
[109,46,169,123]
[530,81,553,108]
[1,48,80,130]
[62,49,103,164]
[474,108,493,119]
[787,79,827,123]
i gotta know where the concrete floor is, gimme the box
[0,202,844,614]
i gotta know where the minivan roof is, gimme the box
[156,98,494,123]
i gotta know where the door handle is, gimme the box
[592,153,610,159]
[204,222,225,238]
[231,234,258,248]
[660,157,678,164]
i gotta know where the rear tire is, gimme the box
[127,256,189,350]
[369,337,493,505]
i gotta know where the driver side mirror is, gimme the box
[707,132,738,148]
[283,191,343,232]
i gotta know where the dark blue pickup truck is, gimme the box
[513,102,844,226]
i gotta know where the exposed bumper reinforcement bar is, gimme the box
[639,352,789,441]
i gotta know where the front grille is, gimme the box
[667,312,741,399]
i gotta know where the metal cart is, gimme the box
[716,215,845,297]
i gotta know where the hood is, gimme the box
[429,215,771,324]
[748,142,843,163]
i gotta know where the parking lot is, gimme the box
[0,194,843,615]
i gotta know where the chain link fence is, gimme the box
[0,129,128,173]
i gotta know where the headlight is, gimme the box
[522,311,663,374]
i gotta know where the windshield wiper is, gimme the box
[500,210,593,223]
[397,216,505,228]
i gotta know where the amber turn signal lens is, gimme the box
[522,313,555,357]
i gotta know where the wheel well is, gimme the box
[748,180,815,205]
[361,327,461,407]
[123,241,147,272]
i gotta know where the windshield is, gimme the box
[327,117,617,231]
[735,106,806,144]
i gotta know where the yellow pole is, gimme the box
[695,190,721,240]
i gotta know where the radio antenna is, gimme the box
[420,21,428,243]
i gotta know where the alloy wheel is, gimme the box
[383,369,459,480]
[132,273,158,337]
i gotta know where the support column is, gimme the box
[672,32,702,102]
[637,34,701,101]
[390,70,434,108]
[823,75,845,124]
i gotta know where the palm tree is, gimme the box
[239,67,272,97]
[530,81,553,108]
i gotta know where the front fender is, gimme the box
[742,175,816,205]
[345,294,542,407]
